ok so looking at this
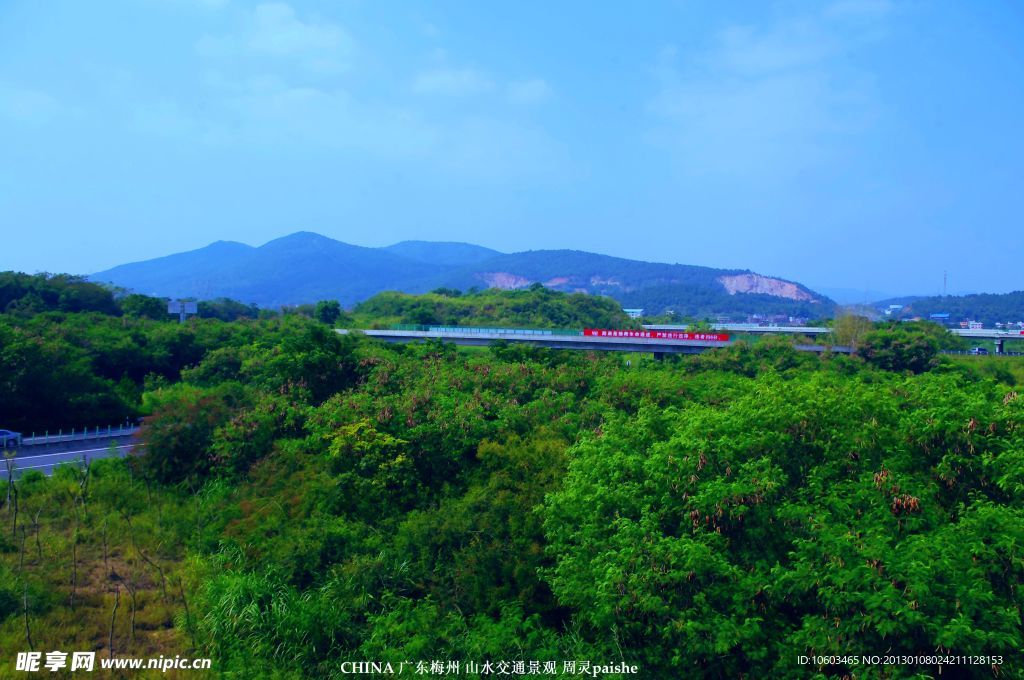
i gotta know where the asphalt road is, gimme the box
[1,443,137,479]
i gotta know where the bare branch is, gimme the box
[108,584,120,661]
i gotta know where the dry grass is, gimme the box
[0,467,211,679]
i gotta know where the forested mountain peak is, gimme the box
[383,240,503,266]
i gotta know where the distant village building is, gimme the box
[929,312,951,326]
[623,308,644,319]
[740,313,808,326]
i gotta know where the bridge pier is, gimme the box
[996,339,1004,355]
[652,352,664,362]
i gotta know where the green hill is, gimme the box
[879,291,1024,326]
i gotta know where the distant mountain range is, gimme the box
[815,287,898,306]
[90,232,835,318]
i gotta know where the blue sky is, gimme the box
[1,0,1022,297]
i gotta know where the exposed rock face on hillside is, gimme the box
[478,272,532,289]
[718,274,816,301]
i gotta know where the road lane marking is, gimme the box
[11,444,139,462]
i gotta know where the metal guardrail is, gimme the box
[20,423,140,447]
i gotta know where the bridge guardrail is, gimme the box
[940,350,1024,356]
[391,324,585,336]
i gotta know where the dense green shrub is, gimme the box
[3,290,1024,678]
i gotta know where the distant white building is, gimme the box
[623,308,644,319]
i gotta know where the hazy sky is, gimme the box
[1,0,1022,296]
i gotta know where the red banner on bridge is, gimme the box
[583,329,730,342]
